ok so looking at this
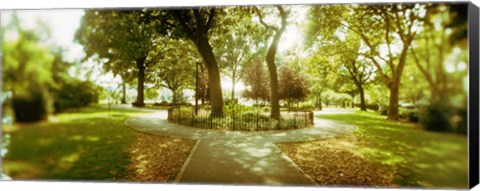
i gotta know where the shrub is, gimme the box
[224,98,238,105]
[12,90,50,122]
[53,80,101,112]
[132,102,145,107]
[224,104,255,115]
[452,108,467,134]
[153,101,170,106]
[399,107,419,122]
[365,104,380,111]
[378,105,388,116]
[419,103,452,132]
[299,102,315,110]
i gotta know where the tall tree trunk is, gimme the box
[359,86,366,111]
[121,83,126,104]
[171,88,178,104]
[195,61,199,115]
[196,37,224,116]
[264,6,287,119]
[135,57,146,107]
[387,44,409,120]
[318,95,323,111]
[387,81,399,120]
[231,69,236,102]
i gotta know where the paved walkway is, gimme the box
[124,108,356,186]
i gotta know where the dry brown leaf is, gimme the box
[277,135,394,187]
[125,131,196,182]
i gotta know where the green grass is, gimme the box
[316,111,468,188]
[3,106,143,181]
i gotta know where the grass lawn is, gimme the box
[2,106,194,181]
[314,111,468,188]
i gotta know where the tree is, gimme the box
[410,4,468,104]
[75,10,166,107]
[162,8,225,116]
[211,7,266,102]
[152,39,197,104]
[302,51,337,110]
[2,14,55,122]
[307,4,426,120]
[307,27,373,111]
[196,68,210,105]
[351,5,426,119]
[242,60,270,104]
[278,66,310,108]
[254,5,288,119]
[337,35,373,111]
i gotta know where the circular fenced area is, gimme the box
[167,106,314,131]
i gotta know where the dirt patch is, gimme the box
[276,135,394,187]
[126,131,196,182]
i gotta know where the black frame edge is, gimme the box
[469,1,480,189]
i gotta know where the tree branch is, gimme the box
[173,11,196,41]
[254,6,278,31]
[193,9,205,33]
[410,46,436,89]
[205,8,216,30]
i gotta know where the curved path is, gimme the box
[124,108,356,186]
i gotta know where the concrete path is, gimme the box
[124,107,356,186]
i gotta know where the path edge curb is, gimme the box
[271,143,319,186]
[174,139,201,183]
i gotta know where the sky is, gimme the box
[1,6,308,98]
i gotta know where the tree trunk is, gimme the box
[387,44,409,120]
[265,24,286,118]
[266,56,280,119]
[121,83,127,104]
[257,5,286,119]
[318,95,323,111]
[135,58,146,107]
[195,37,224,116]
[171,88,178,104]
[195,61,199,115]
[231,69,236,102]
[359,87,366,111]
[387,79,400,120]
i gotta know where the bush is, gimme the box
[53,80,101,112]
[153,101,170,106]
[224,104,255,115]
[12,90,50,122]
[299,102,315,110]
[224,98,238,105]
[452,108,467,134]
[399,107,419,122]
[419,103,452,132]
[132,102,145,107]
[365,104,380,111]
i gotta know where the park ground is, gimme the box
[1,105,468,188]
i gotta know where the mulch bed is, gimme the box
[276,135,394,187]
[126,132,196,182]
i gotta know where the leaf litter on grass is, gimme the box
[126,131,196,182]
[276,135,395,187]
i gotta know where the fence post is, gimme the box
[294,111,297,129]
[255,111,259,131]
[303,112,308,127]
[191,107,195,127]
[233,110,236,131]
[210,112,213,129]
[167,108,171,122]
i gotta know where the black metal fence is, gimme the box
[167,106,314,131]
